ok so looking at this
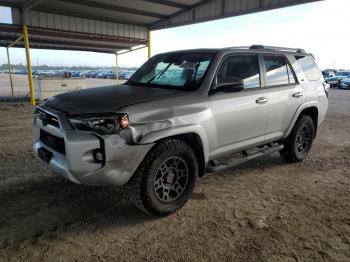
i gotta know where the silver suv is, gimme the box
[33,45,328,216]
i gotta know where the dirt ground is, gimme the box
[0,88,349,262]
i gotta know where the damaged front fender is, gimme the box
[135,123,210,164]
[118,106,212,165]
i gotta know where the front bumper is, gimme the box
[32,105,154,186]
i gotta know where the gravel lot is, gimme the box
[0,88,349,262]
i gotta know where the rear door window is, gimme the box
[216,54,260,89]
[295,55,321,81]
[263,55,296,86]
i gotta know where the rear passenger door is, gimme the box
[209,54,268,157]
[261,54,304,141]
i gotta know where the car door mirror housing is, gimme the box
[211,77,244,94]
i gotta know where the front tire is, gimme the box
[279,115,315,163]
[129,139,198,217]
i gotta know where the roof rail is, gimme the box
[249,45,306,53]
[227,46,250,50]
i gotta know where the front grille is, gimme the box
[40,129,66,155]
[38,110,60,128]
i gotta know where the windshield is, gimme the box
[127,52,216,90]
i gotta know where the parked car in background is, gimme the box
[83,70,98,78]
[322,70,336,78]
[119,71,135,80]
[96,70,107,78]
[105,71,116,79]
[2,67,137,79]
[325,71,350,88]
[339,78,350,89]
[70,71,82,77]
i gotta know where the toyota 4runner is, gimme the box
[33,45,328,216]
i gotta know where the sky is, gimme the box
[0,0,349,70]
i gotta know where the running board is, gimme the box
[206,144,284,173]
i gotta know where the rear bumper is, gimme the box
[32,105,154,186]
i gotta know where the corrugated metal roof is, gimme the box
[0,23,146,53]
[0,0,322,53]
[152,0,323,29]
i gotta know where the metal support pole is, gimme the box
[147,31,151,59]
[115,52,119,85]
[6,47,14,96]
[22,24,35,105]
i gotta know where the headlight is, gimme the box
[70,113,129,134]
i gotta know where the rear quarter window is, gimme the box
[295,55,321,81]
[263,55,296,86]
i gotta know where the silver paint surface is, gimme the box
[32,48,328,186]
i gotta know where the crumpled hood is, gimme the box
[45,84,186,115]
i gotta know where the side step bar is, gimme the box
[206,144,284,173]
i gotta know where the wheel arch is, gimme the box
[284,103,319,139]
[299,107,318,137]
[139,126,209,177]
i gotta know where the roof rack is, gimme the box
[249,45,306,53]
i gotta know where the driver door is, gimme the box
[209,54,268,157]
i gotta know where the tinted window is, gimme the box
[216,55,260,89]
[295,55,321,81]
[264,55,296,86]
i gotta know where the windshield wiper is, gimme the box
[146,63,173,85]
[183,63,200,87]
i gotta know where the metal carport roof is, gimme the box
[0,23,147,54]
[0,0,322,53]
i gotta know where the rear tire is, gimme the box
[129,139,198,217]
[279,115,315,163]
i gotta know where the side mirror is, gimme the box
[211,77,244,94]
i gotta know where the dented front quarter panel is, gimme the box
[82,93,214,185]
[119,93,214,164]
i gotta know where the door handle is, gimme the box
[256,96,268,104]
[292,91,303,98]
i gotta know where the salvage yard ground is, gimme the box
[0,88,350,261]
